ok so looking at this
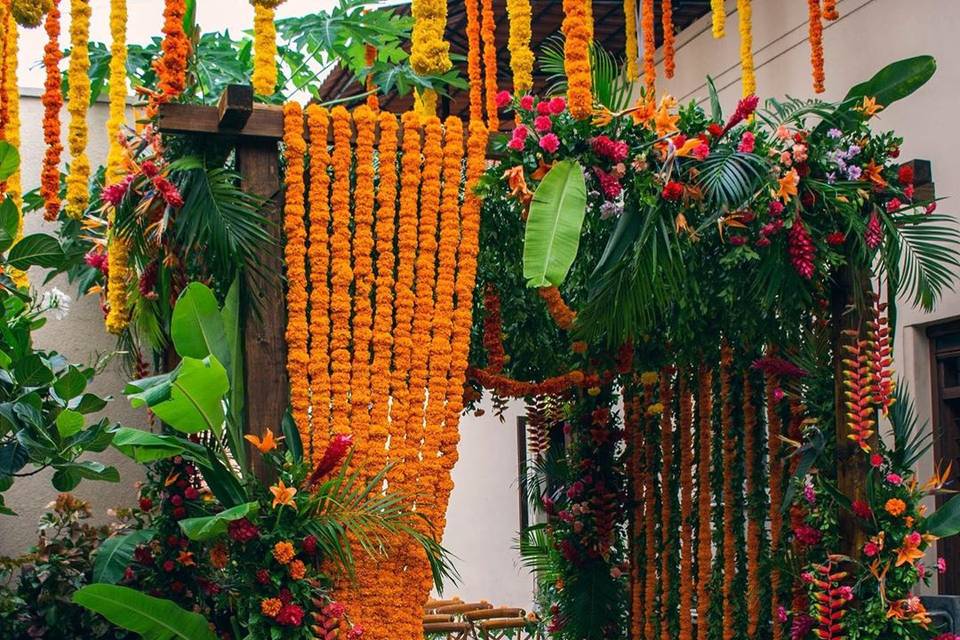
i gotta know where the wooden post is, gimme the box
[158,85,287,481]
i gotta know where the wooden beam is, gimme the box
[218,84,255,130]
[159,102,284,140]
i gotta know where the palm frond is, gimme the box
[517,523,561,589]
[695,148,770,207]
[887,382,934,471]
[884,213,960,311]
[755,96,838,130]
[538,36,632,111]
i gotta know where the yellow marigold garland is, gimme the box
[466,0,482,121]
[329,107,354,437]
[711,0,725,37]
[251,3,279,96]
[3,9,26,288]
[480,0,498,131]
[808,0,824,93]
[105,0,130,334]
[506,0,533,92]
[662,0,675,79]
[40,0,62,222]
[305,104,332,459]
[410,0,451,76]
[282,102,310,438]
[561,0,592,119]
[624,0,639,81]
[65,0,91,220]
[738,0,755,96]
[641,0,656,97]
[413,87,438,118]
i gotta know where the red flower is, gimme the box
[662,181,684,201]
[721,94,760,135]
[591,135,629,163]
[594,168,622,198]
[898,164,914,185]
[852,499,873,519]
[495,90,512,108]
[865,210,883,249]
[539,133,560,154]
[103,175,134,207]
[537,101,552,115]
[548,97,566,114]
[308,434,353,487]
[184,486,199,500]
[138,497,153,511]
[707,123,724,137]
[926,202,937,214]
[256,568,271,585]
[751,356,808,378]
[141,161,159,178]
[869,453,884,468]
[768,201,785,216]
[886,198,902,213]
[227,518,260,543]
[737,131,755,153]
[519,95,535,110]
[163,560,176,572]
[729,235,747,246]
[172,506,187,519]
[302,535,318,555]
[794,524,822,546]
[534,115,552,133]
[788,218,815,279]
[826,231,846,246]
[276,604,305,627]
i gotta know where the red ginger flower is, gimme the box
[308,434,353,486]
[788,218,816,279]
[594,168,622,198]
[591,135,629,163]
[721,94,760,135]
[865,210,883,249]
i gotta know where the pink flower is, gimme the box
[534,115,553,133]
[768,201,785,216]
[103,175,134,207]
[802,483,816,504]
[905,531,922,547]
[870,453,884,468]
[738,131,755,153]
[728,235,747,246]
[886,198,902,213]
[886,473,903,485]
[692,142,710,160]
[794,524,822,546]
[938,557,947,574]
[495,90,512,109]
[800,571,814,584]
[507,137,525,151]
[539,133,560,154]
[519,94,535,110]
[347,626,365,640]
[513,124,529,140]
[591,135,629,163]
[594,168,622,198]
[548,97,567,115]
[863,541,880,557]
[926,201,937,214]
[917,562,927,578]
[792,144,808,163]
[537,101,552,115]
[776,606,788,623]
[837,586,854,602]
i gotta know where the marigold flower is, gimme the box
[261,597,282,618]
[885,498,906,517]
[561,0,592,118]
[65,0,91,220]
[272,541,296,565]
[288,559,306,580]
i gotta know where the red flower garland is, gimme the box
[41,0,63,221]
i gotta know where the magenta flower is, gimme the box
[539,133,560,154]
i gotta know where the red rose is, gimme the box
[276,604,305,627]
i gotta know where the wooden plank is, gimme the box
[236,139,287,481]
[218,84,255,130]
[159,102,284,140]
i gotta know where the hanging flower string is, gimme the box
[678,374,694,638]
[65,0,91,220]
[808,0,825,93]
[696,364,714,640]
[251,0,285,96]
[410,0,451,75]
[720,345,736,640]
[624,0,639,81]
[743,372,762,636]
[642,375,659,640]
[105,0,129,335]
[738,0,755,96]
[481,0,498,130]
[766,366,785,640]
[641,0,656,97]
[40,0,62,222]
[506,0,533,92]
[156,0,189,105]
[823,0,838,20]
[662,0,675,79]
[711,0,725,37]
[561,0,592,119]
[657,368,675,640]
[466,0,483,121]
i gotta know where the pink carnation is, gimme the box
[519,95,535,110]
[738,131,756,153]
[537,101,552,115]
[495,90,512,109]
[534,115,553,133]
[886,473,903,485]
[548,96,567,115]
[539,133,560,154]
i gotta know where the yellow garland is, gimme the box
[561,0,592,119]
[414,87,437,117]
[105,0,129,334]
[4,9,26,289]
[328,106,354,437]
[65,0,91,220]
[305,104,332,459]
[738,0,755,96]
[711,0,725,37]
[282,102,310,437]
[251,4,278,96]
[624,0,639,81]
[466,0,482,121]
[410,0,451,76]
[506,0,533,92]
[480,0,497,131]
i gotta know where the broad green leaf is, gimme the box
[56,409,84,438]
[54,366,88,401]
[94,530,156,584]
[14,354,55,387]
[7,234,65,270]
[843,55,937,109]
[0,442,28,476]
[73,584,217,640]
[171,283,231,374]
[74,393,108,414]
[523,160,587,288]
[0,198,18,254]
[222,277,246,474]
[199,447,246,508]
[126,357,228,435]
[928,493,960,538]
[111,427,192,463]
[53,462,119,491]
[178,502,259,541]
[0,141,20,181]
[281,409,303,464]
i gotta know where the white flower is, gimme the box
[39,287,71,320]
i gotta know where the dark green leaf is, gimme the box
[54,366,88,401]
[928,493,960,538]
[94,530,156,584]
[7,234,65,270]
[178,502,259,541]
[843,55,937,109]
[281,409,303,464]
[73,584,217,640]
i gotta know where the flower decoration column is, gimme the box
[40,0,62,222]
[561,0,592,119]
[105,0,129,334]
[65,0,91,220]
[251,0,284,96]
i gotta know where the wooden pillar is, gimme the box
[159,85,287,481]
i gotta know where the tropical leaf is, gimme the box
[523,160,588,288]
[0,141,20,182]
[517,524,561,589]
[886,383,934,471]
[538,36,632,111]
[179,502,259,541]
[928,494,960,538]
[695,148,770,207]
[94,530,156,584]
[843,55,937,109]
[884,213,960,311]
[6,234,65,270]
[756,96,837,130]
[73,584,217,640]
[125,357,229,435]
[170,283,231,377]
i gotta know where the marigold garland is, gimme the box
[641,0,656,97]
[156,0,188,102]
[765,366,784,640]
[711,0,725,37]
[539,286,576,330]
[822,0,838,20]
[743,371,761,636]
[658,368,674,640]
[808,0,824,93]
[3,8,26,288]
[305,105,332,459]
[628,390,644,639]
[40,0,62,222]
[466,0,483,121]
[410,0,451,76]
[561,0,592,119]
[11,0,52,27]
[696,364,714,640]
[642,377,659,640]
[282,102,310,437]
[480,0,498,131]
[662,0,675,79]
[65,0,91,220]
[720,345,736,640]
[506,0,533,92]
[621,0,639,82]
[483,286,506,372]
[738,0,755,96]
[678,372,694,639]
[364,44,379,111]
[328,107,354,437]
[251,3,279,96]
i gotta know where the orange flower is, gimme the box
[209,544,229,569]
[857,96,883,118]
[481,0,498,130]
[288,559,306,580]
[273,541,296,564]
[244,428,278,453]
[539,287,576,330]
[465,0,482,121]
[653,97,680,137]
[624,0,638,81]
[156,0,189,102]
[662,0,675,79]
[40,0,63,222]
[885,498,906,517]
[822,0,838,19]
[503,165,533,205]
[777,169,799,201]
[807,0,824,93]
[641,0,656,96]
[561,0,592,119]
[177,550,195,567]
[261,597,282,617]
[864,161,887,189]
[642,381,658,640]
[270,480,297,510]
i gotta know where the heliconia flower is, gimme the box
[591,135,629,163]
[308,434,353,487]
[886,198,902,213]
[788,218,815,279]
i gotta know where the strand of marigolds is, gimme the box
[662,0,675,78]
[0,4,8,139]
[409,0,451,75]
[808,0,824,93]
[743,371,762,635]
[711,0,725,37]
[538,286,576,330]
[364,44,379,111]
[506,0,533,92]
[766,369,784,640]
[3,7,26,288]
[465,0,483,121]
[738,0,756,96]
[624,0,639,81]
[40,0,62,221]
[157,0,188,103]
[696,364,714,640]
[105,0,129,335]
[658,368,674,640]
[561,0,592,119]
[305,105,332,461]
[480,0,498,130]
[678,373,695,639]
[823,0,838,20]
[628,390,644,640]
[251,0,284,95]
[720,345,736,640]
[282,103,310,439]
[641,372,659,640]
[65,0,91,219]
[641,0,656,97]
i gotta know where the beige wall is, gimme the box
[658,0,960,591]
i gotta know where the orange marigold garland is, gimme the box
[658,367,674,640]
[738,0,756,96]
[624,0,639,81]
[808,0,824,93]
[662,0,675,79]
[561,0,592,119]
[766,366,784,640]
[65,0,91,220]
[480,0,498,131]
[720,345,736,640]
[628,390,644,639]
[641,0,656,97]
[305,104,332,459]
[364,44,379,111]
[465,0,483,121]
[539,286,576,331]
[328,107,354,437]
[40,0,62,221]
[482,286,506,373]
[822,0,838,20]
[743,370,762,636]
[282,102,310,438]
[642,375,659,640]
[678,372,694,639]
[157,0,188,101]
[696,363,714,640]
